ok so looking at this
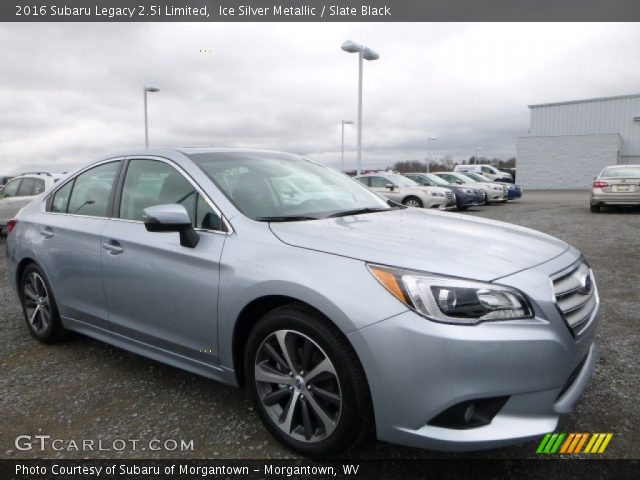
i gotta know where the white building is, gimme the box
[517,93,640,189]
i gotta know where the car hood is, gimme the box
[269,208,569,281]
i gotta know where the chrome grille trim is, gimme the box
[551,261,598,337]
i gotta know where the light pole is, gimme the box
[143,85,160,148]
[474,146,482,164]
[426,136,438,173]
[340,120,354,172]
[341,40,379,176]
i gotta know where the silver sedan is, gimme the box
[590,164,640,212]
[6,148,599,456]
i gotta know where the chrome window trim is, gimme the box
[41,155,233,235]
[42,157,125,210]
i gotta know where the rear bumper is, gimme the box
[591,190,640,205]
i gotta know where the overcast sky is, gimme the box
[1,22,639,174]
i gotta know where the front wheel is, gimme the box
[402,196,423,208]
[245,304,373,456]
[20,263,66,343]
[590,204,601,213]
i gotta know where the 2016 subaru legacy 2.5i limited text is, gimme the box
[6,148,600,456]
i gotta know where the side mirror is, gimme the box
[385,183,395,191]
[143,204,200,248]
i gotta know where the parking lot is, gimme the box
[1,190,638,460]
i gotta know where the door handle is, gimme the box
[39,227,54,238]
[102,240,124,255]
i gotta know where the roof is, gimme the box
[529,93,640,109]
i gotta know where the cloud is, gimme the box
[1,22,639,174]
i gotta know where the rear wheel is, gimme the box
[20,264,66,343]
[403,196,423,208]
[590,204,601,213]
[245,304,373,456]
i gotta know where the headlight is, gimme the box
[368,265,532,325]
[491,185,502,191]
[432,192,444,197]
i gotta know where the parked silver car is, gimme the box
[433,171,508,204]
[355,173,456,209]
[0,172,64,230]
[6,148,599,456]
[590,164,640,212]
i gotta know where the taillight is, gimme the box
[593,180,608,189]
[6,219,17,234]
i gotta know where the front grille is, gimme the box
[551,262,598,337]
[445,191,455,200]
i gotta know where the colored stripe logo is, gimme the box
[536,433,613,454]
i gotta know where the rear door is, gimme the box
[38,160,123,329]
[100,157,227,364]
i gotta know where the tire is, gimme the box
[457,205,469,211]
[245,303,373,456]
[20,263,66,343]
[402,196,423,208]
[590,204,601,213]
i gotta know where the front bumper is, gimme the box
[348,250,599,451]
[456,192,484,208]
[507,188,522,200]
[485,189,507,202]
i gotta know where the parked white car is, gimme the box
[432,172,508,204]
[0,172,64,230]
[355,173,456,209]
[454,164,513,183]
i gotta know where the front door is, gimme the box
[100,158,226,364]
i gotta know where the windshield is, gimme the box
[424,174,451,186]
[386,174,419,187]
[465,173,491,182]
[601,166,640,178]
[188,151,391,220]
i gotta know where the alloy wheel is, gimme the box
[22,272,51,335]
[405,199,421,208]
[254,329,342,443]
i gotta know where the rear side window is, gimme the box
[64,162,120,216]
[32,179,46,194]
[355,177,369,187]
[1,179,21,198]
[120,159,222,231]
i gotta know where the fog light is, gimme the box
[463,403,476,423]
[428,396,509,430]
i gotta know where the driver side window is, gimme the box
[120,159,223,231]
[369,176,389,188]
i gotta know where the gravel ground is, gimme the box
[1,190,638,460]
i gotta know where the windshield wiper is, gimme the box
[254,215,319,222]
[328,207,393,218]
